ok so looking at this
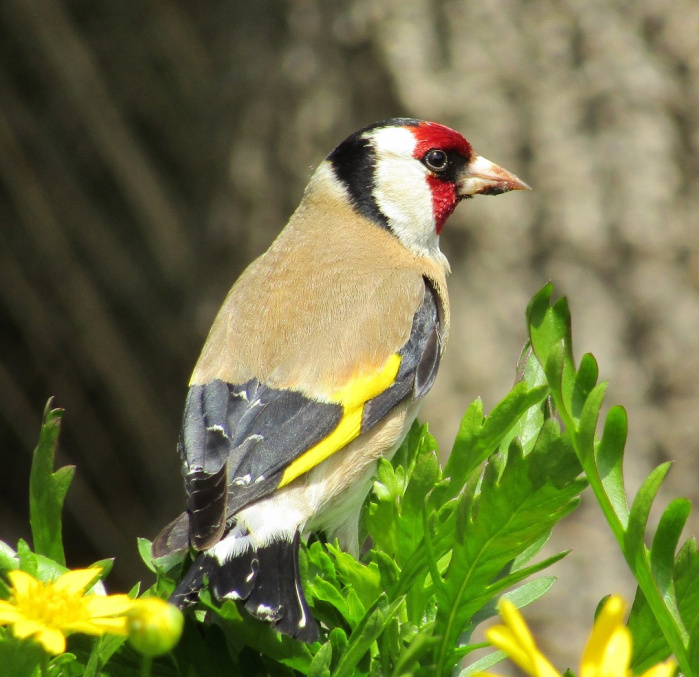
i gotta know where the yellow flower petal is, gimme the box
[499,599,539,654]
[64,617,128,636]
[487,626,537,674]
[84,593,134,617]
[487,601,561,677]
[35,627,67,655]
[581,596,628,677]
[532,651,563,677]
[53,567,102,595]
[6,570,38,597]
[486,595,673,677]
[12,619,45,639]
[642,660,676,677]
[601,627,632,677]
[90,617,129,634]
[0,600,23,624]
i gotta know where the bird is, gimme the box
[153,118,530,642]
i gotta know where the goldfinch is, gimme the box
[153,118,529,641]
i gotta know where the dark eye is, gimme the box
[424,149,448,171]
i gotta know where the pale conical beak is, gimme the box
[457,153,531,197]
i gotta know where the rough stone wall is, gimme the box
[1,0,697,665]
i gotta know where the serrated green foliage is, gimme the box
[29,400,74,566]
[332,595,403,677]
[7,283,698,677]
[527,283,697,677]
[628,537,699,674]
[444,380,549,490]
[432,428,584,673]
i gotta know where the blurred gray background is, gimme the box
[1,0,698,668]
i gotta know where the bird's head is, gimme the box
[325,118,530,261]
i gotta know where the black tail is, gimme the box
[169,531,318,643]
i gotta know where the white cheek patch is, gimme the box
[369,127,440,258]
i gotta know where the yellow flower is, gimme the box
[485,598,559,677]
[0,567,134,655]
[480,596,676,677]
[127,597,184,656]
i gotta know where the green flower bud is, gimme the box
[127,597,183,657]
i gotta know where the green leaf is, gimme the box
[527,284,692,674]
[16,540,67,584]
[365,459,404,558]
[596,406,629,528]
[16,540,38,577]
[575,382,607,464]
[137,538,157,573]
[690,618,699,677]
[48,652,80,677]
[445,383,549,490]
[365,422,443,568]
[397,447,441,566]
[308,640,333,677]
[675,539,699,642]
[510,531,552,571]
[497,344,551,458]
[389,630,440,677]
[372,550,400,601]
[629,537,699,673]
[447,398,484,476]
[628,587,671,672]
[625,463,672,563]
[484,553,568,604]
[82,639,102,677]
[502,576,558,608]
[0,541,19,576]
[325,543,381,612]
[0,634,43,677]
[650,499,691,604]
[90,558,114,582]
[469,576,558,631]
[332,595,404,677]
[527,286,576,410]
[433,423,585,674]
[201,594,316,672]
[329,627,349,673]
[572,353,599,419]
[457,650,507,677]
[307,576,354,629]
[29,400,74,566]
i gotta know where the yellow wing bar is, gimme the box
[277,353,402,488]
